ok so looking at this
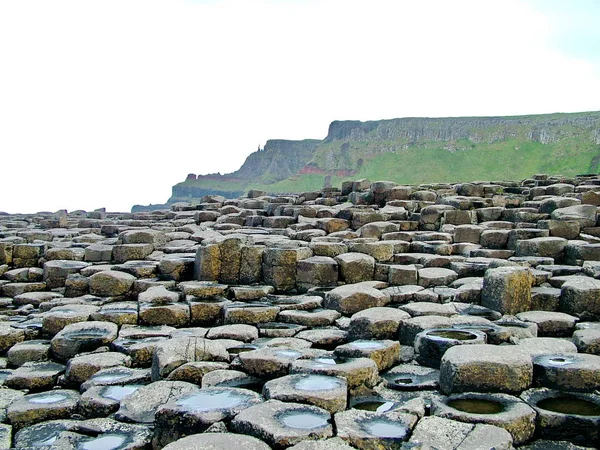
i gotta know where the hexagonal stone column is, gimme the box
[560,276,600,320]
[296,256,338,292]
[439,344,533,395]
[481,267,533,315]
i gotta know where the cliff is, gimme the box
[141,111,600,210]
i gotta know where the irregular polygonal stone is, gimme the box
[116,380,199,423]
[334,339,400,371]
[408,416,513,450]
[4,361,65,391]
[481,267,533,315]
[515,311,578,337]
[65,352,131,385]
[154,387,264,447]
[89,270,135,297]
[515,237,568,261]
[152,337,229,380]
[7,390,80,428]
[162,433,271,450]
[230,400,333,448]
[291,356,379,390]
[418,267,458,288]
[439,344,533,395]
[296,256,338,291]
[559,276,600,319]
[334,408,417,449]
[50,321,118,361]
[348,307,410,340]
[43,260,90,289]
[324,284,390,315]
[263,374,347,413]
[335,253,375,284]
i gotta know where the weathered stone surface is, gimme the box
[324,283,390,315]
[162,433,271,450]
[439,344,533,395]
[481,267,534,315]
[263,374,347,413]
[334,253,375,283]
[116,380,198,423]
[230,400,333,448]
[348,307,410,340]
[89,270,135,297]
[559,276,600,319]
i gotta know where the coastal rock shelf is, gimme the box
[1,173,600,448]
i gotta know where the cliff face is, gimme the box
[325,113,600,145]
[168,139,320,202]
[232,139,321,183]
[147,111,600,210]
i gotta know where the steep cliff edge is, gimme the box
[169,139,320,203]
[152,111,600,209]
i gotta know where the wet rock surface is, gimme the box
[1,173,600,448]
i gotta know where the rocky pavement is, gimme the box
[0,174,600,448]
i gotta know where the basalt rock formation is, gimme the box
[2,173,600,447]
[152,111,600,211]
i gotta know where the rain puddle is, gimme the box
[276,350,302,358]
[427,330,477,341]
[448,398,505,414]
[229,345,259,355]
[354,400,395,413]
[537,396,600,416]
[28,392,68,404]
[295,375,342,391]
[176,390,247,411]
[313,357,347,365]
[79,433,128,450]
[280,411,329,429]
[64,330,107,340]
[351,341,385,350]
[362,419,408,438]
[259,323,298,330]
[90,368,132,383]
[102,385,141,401]
[546,356,574,366]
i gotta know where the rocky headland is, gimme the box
[144,111,600,211]
[1,173,600,448]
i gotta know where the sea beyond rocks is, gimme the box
[1,173,600,448]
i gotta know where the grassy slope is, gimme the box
[175,112,600,197]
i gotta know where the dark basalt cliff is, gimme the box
[133,111,600,211]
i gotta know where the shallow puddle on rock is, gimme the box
[313,357,346,365]
[546,356,574,366]
[79,433,127,450]
[0,370,11,382]
[28,392,68,404]
[428,330,477,340]
[280,411,329,429]
[354,401,395,413]
[295,375,342,391]
[101,309,136,314]
[229,345,258,355]
[537,397,600,416]
[276,350,301,358]
[176,390,246,411]
[362,419,408,438]
[102,385,141,401]
[448,398,505,414]
[90,369,132,383]
[65,330,107,340]
[351,341,384,350]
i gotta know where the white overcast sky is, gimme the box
[1,0,599,213]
